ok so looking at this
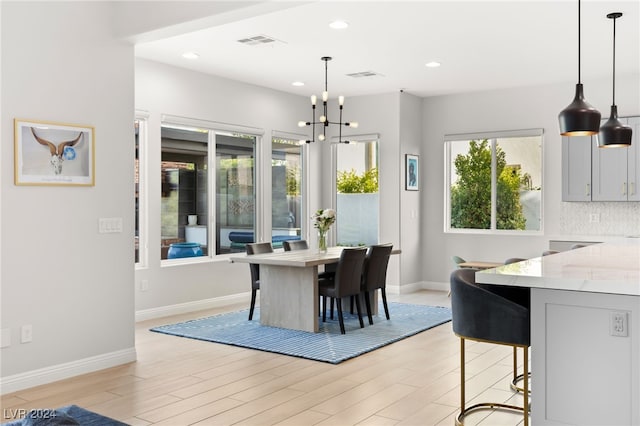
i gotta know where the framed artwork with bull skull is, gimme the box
[14,119,95,186]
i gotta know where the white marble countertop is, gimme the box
[476,237,640,296]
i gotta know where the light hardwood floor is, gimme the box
[1,290,528,425]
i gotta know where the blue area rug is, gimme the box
[2,404,127,425]
[150,302,452,364]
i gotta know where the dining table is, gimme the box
[458,260,503,270]
[231,246,399,332]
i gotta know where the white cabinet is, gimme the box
[531,288,640,425]
[562,135,592,201]
[592,116,640,201]
[563,116,639,202]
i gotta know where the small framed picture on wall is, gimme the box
[405,154,419,191]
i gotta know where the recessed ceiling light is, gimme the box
[329,20,349,29]
[292,81,305,87]
[425,61,441,68]
[182,52,200,60]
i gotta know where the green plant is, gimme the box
[337,168,378,193]
[450,140,525,230]
[286,165,300,196]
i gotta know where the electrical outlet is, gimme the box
[140,280,149,292]
[589,213,600,223]
[21,325,33,343]
[610,312,628,337]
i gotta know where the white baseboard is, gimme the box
[135,293,250,322]
[387,281,449,294]
[0,347,136,395]
[420,281,450,292]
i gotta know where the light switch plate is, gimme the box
[99,217,123,233]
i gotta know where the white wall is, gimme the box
[422,75,640,285]
[399,92,423,287]
[1,2,135,390]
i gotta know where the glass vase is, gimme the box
[318,229,328,253]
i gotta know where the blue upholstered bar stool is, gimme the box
[450,268,530,426]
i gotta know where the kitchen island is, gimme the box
[476,238,640,425]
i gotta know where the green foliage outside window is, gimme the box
[337,168,379,193]
[286,165,300,196]
[450,140,525,230]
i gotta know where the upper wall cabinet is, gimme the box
[563,116,639,202]
[592,116,639,201]
[562,135,592,201]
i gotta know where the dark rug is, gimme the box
[2,404,127,425]
[150,302,452,364]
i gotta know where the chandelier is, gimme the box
[298,57,358,144]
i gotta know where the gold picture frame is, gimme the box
[14,119,95,186]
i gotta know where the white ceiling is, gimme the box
[134,1,640,99]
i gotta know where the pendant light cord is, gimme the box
[612,15,616,105]
[577,0,581,84]
[324,58,329,93]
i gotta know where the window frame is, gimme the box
[135,112,149,269]
[444,128,544,235]
[271,131,308,243]
[331,133,381,246]
[159,115,264,263]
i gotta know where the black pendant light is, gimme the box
[599,12,632,147]
[558,0,601,136]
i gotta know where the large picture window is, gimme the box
[160,120,259,260]
[445,130,543,233]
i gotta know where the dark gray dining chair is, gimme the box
[450,268,531,426]
[360,243,393,325]
[318,247,367,334]
[246,242,273,320]
[282,240,309,251]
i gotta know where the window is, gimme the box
[272,136,304,244]
[334,137,379,246]
[134,116,147,266]
[216,132,256,254]
[160,124,210,259]
[160,121,259,259]
[445,130,543,233]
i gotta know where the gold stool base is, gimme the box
[511,372,532,394]
[458,337,530,426]
[456,402,526,426]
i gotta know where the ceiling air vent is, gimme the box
[237,35,279,46]
[346,71,383,78]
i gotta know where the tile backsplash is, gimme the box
[560,202,640,236]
